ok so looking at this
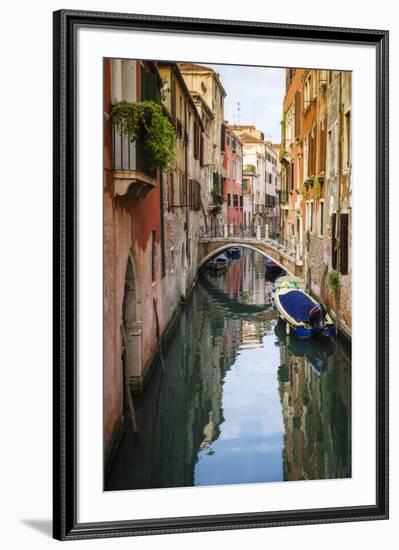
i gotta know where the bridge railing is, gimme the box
[199,224,301,261]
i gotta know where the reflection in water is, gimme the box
[106,249,351,491]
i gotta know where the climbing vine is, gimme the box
[327,270,340,304]
[111,100,176,172]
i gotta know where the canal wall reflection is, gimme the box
[106,249,351,491]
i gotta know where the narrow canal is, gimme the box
[106,249,351,491]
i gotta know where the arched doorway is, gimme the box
[122,252,142,392]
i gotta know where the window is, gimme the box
[319,201,324,236]
[268,173,272,184]
[168,172,174,209]
[310,202,314,232]
[295,90,301,137]
[151,230,156,281]
[303,135,308,179]
[233,194,239,208]
[340,212,349,275]
[345,111,351,168]
[297,155,301,189]
[304,75,312,109]
[240,195,243,208]
[227,193,231,207]
[331,213,337,269]
[290,161,295,191]
[319,119,327,174]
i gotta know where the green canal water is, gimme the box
[106,249,351,491]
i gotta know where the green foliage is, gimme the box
[111,100,175,172]
[327,270,340,302]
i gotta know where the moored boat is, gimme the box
[208,253,229,272]
[274,280,334,339]
[226,247,241,259]
[264,257,285,278]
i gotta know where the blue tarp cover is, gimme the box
[278,290,316,322]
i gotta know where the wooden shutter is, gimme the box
[200,134,204,167]
[312,126,317,177]
[319,120,326,174]
[140,66,159,102]
[295,91,301,137]
[308,131,313,176]
[340,213,349,275]
[331,213,337,269]
[171,77,176,121]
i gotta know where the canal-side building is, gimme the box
[233,125,267,230]
[322,71,352,333]
[158,62,204,304]
[280,68,352,335]
[223,124,243,227]
[178,63,227,230]
[264,141,280,234]
[280,68,305,249]
[103,59,207,469]
[103,59,165,464]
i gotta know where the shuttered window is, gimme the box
[340,213,349,275]
[331,213,337,269]
[193,121,199,160]
[295,91,301,137]
[200,134,204,167]
[140,66,159,102]
[168,172,174,210]
[319,120,326,173]
[171,77,176,120]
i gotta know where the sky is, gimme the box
[208,64,285,144]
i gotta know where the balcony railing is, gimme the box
[112,128,155,177]
[265,194,277,207]
[112,128,157,198]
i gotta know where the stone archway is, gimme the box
[122,252,142,392]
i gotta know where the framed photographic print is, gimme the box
[53,9,389,540]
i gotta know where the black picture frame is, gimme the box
[53,9,389,541]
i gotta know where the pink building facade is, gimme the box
[223,125,243,226]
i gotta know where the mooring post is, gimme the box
[256,225,261,241]
[223,224,228,238]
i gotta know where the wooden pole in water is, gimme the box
[153,298,166,374]
[121,325,139,440]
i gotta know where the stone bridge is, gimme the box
[198,225,304,277]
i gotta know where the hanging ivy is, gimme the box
[111,100,176,172]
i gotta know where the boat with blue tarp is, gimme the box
[274,279,334,339]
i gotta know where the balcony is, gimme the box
[265,194,276,208]
[112,128,156,199]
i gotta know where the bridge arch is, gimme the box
[197,242,295,277]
